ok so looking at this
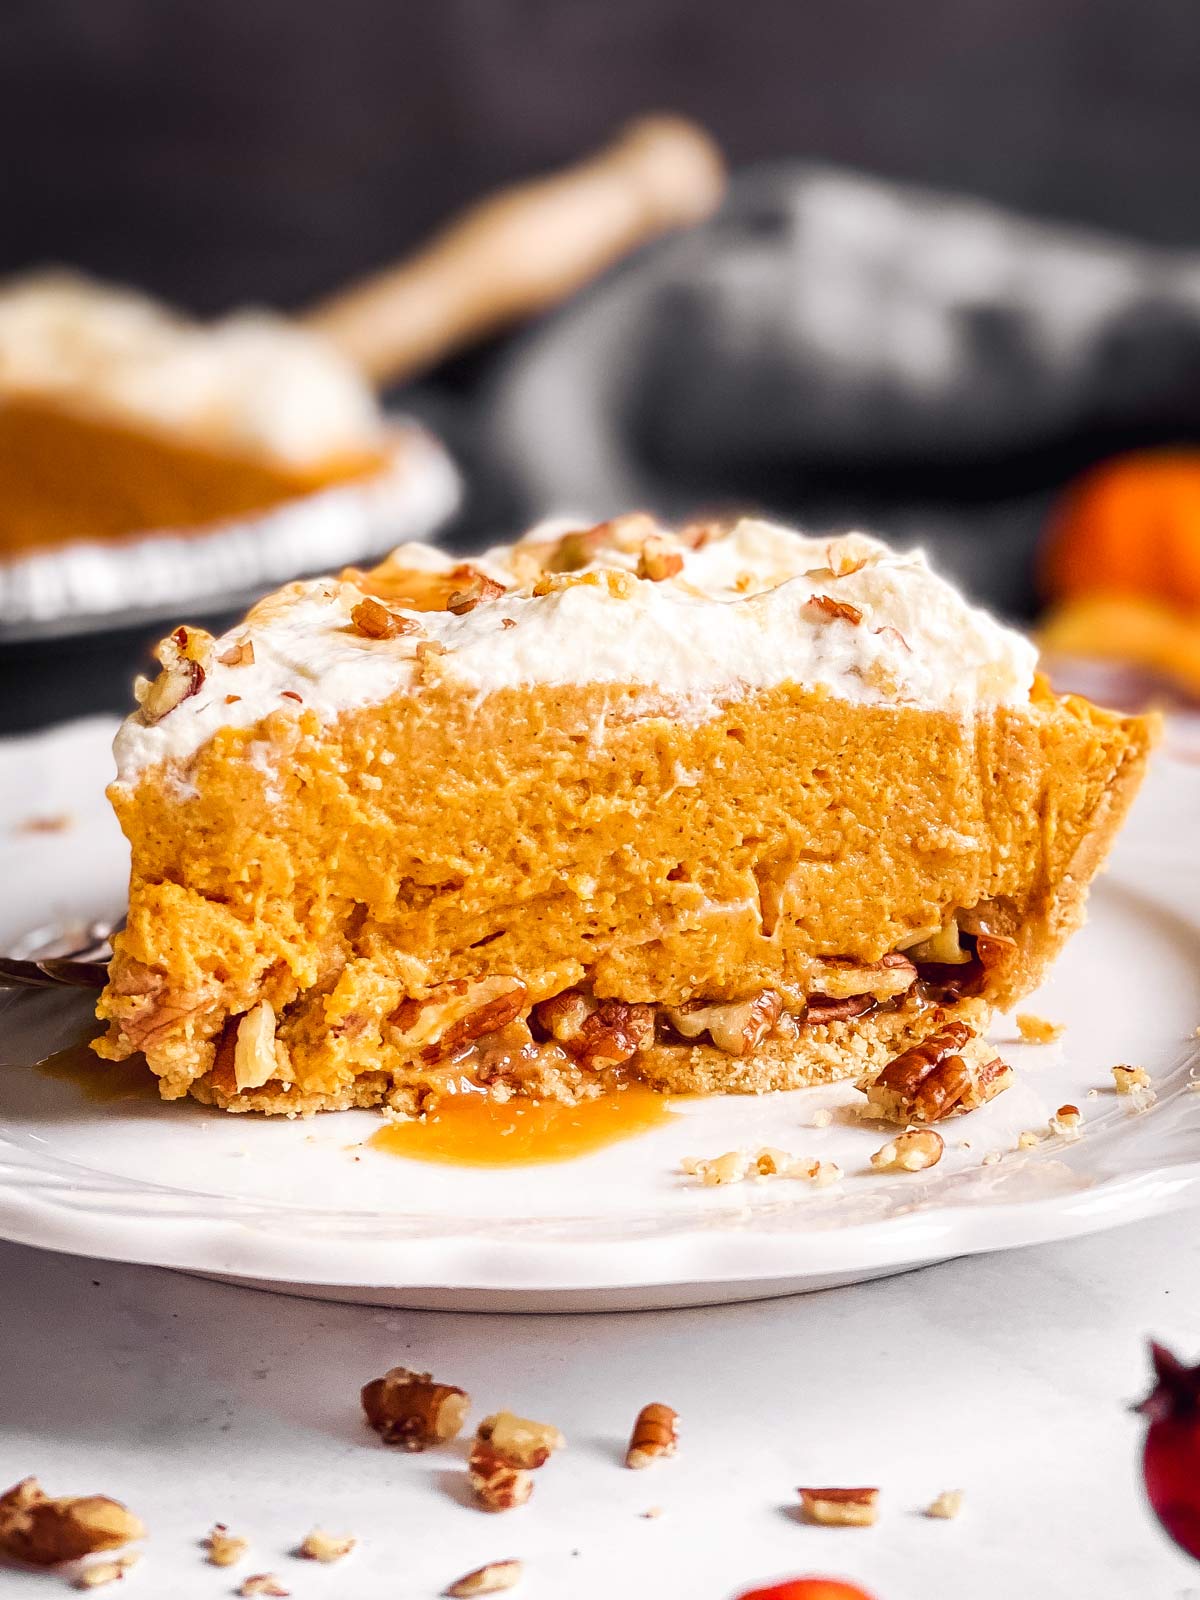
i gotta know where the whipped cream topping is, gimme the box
[0,273,383,465]
[113,517,1038,782]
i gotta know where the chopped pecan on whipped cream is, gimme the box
[447,570,507,615]
[637,535,685,582]
[133,624,213,723]
[804,594,863,625]
[350,595,419,639]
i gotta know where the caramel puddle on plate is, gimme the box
[35,1037,158,1103]
[368,1085,675,1167]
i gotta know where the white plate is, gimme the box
[2,717,1199,1310]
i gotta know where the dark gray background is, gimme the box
[4,0,1200,730]
[5,0,1199,313]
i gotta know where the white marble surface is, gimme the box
[4,1218,1200,1599]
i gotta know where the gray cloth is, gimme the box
[487,165,1200,614]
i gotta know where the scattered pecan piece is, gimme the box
[870,1128,945,1172]
[664,991,781,1056]
[298,1528,356,1562]
[1050,1104,1083,1137]
[1113,1063,1152,1095]
[350,596,419,639]
[798,1487,879,1527]
[925,1489,964,1519]
[205,1524,249,1566]
[361,1366,470,1450]
[18,813,72,833]
[445,1558,524,1595]
[239,1576,289,1597]
[0,1478,144,1566]
[475,1412,564,1470]
[74,1553,139,1588]
[625,1404,679,1469]
[861,1023,1013,1123]
[1016,1012,1065,1045]
[680,1150,841,1187]
[805,594,863,625]
[467,1444,533,1513]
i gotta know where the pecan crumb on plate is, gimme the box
[798,1487,880,1527]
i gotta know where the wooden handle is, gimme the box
[302,115,725,387]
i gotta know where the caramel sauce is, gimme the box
[368,1085,674,1167]
[35,1039,159,1104]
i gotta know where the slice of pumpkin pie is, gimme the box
[94,514,1156,1115]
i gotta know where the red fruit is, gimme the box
[734,1581,877,1600]
[1138,1340,1200,1561]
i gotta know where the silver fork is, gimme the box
[0,918,120,990]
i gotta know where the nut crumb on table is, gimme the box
[1050,1104,1083,1137]
[626,1404,679,1469]
[361,1366,470,1450]
[298,1527,356,1561]
[204,1523,248,1566]
[445,1558,524,1596]
[869,1128,944,1172]
[0,1478,144,1567]
[73,1553,140,1588]
[238,1576,290,1598]
[924,1489,964,1519]
[798,1486,880,1527]
[680,1149,841,1186]
[1112,1064,1152,1095]
[469,1411,563,1510]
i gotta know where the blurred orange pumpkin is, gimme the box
[733,1581,877,1600]
[1041,450,1200,610]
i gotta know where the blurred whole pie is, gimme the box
[93,514,1156,1114]
[0,273,387,553]
[0,274,458,631]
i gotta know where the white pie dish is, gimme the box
[1,716,1197,1311]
